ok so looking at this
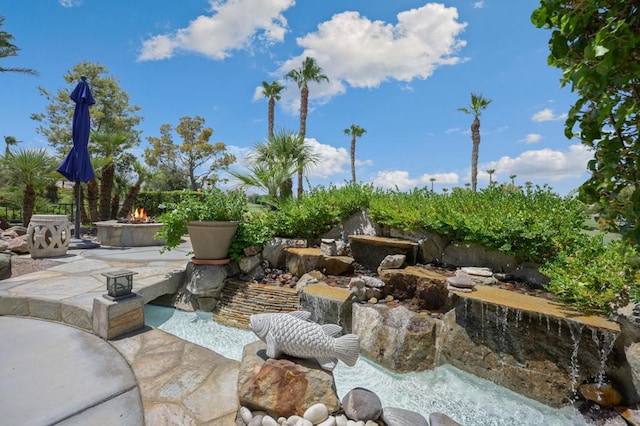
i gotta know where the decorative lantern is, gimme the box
[102,269,137,301]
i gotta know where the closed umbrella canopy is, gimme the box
[57,76,95,182]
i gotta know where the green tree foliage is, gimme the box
[532,1,640,243]
[285,57,329,197]
[0,16,37,75]
[31,61,143,156]
[1,148,56,226]
[144,116,235,191]
[458,93,492,192]
[344,124,367,183]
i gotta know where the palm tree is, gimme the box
[118,160,149,218]
[1,148,55,226]
[343,124,367,183]
[3,136,20,155]
[92,131,134,220]
[486,168,496,185]
[0,16,37,76]
[285,57,329,197]
[510,174,517,185]
[430,177,436,191]
[261,80,285,140]
[231,129,319,204]
[458,93,492,192]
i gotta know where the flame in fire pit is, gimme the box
[131,207,148,221]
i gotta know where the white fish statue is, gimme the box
[249,311,360,371]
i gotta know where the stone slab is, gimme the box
[93,293,145,340]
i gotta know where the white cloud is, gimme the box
[276,4,467,111]
[419,173,459,185]
[445,127,461,134]
[373,170,419,190]
[59,0,82,6]
[306,138,352,179]
[138,0,294,61]
[472,1,485,8]
[482,144,592,181]
[532,108,567,122]
[521,133,542,144]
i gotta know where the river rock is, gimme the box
[304,403,329,424]
[380,254,406,269]
[335,414,348,426]
[239,254,262,274]
[447,276,475,289]
[317,415,337,426]
[184,262,230,297]
[237,341,340,418]
[262,415,278,426]
[7,235,28,253]
[461,266,493,277]
[381,406,428,426]
[579,383,623,407]
[239,406,253,424]
[429,412,462,426]
[247,414,263,426]
[341,388,382,421]
[616,402,640,425]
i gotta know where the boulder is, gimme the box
[442,243,518,273]
[184,262,230,298]
[7,235,28,254]
[379,254,405,269]
[237,341,340,418]
[378,266,449,311]
[383,227,451,265]
[263,237,307,269]
[349,235,418,272]
[322,209,381,244]
[352,303,441,372]
[0,253,11,280]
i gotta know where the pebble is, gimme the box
[342,387,383,421]
[429,412,462,426]
[382,406,429,426]
[292,419,313,426]
[460,266,493,277]
[240,406,253,424]
[284,416,303,426]
[317,416,337,426]
[368,297,378,304]
[579,383,623,407]
[446,276,476,289]
[335,414,348,426]
[304,403,329,424]
[385,295,394,302]
[262,415,278,426]
[248,414,263,426]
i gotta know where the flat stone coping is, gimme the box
[348,234,419,249]
[452,284,620,333]
[302,283,352,302]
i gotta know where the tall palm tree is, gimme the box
[486,168,496,185]
[3,136,20,155]
[510,174,517,185]
[118,160,149,218]
[92,131,134,220]
[458,93,492,192]
[285,57,329,197]
[1,148,55,226]
[343,124,367,183]
[0,16,37,76]
[261,80,285,140]
[430,177,436,191]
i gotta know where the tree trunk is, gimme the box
[118,183,141,219]
[110,194,120,219]
[268,98,275,140]
[79,185,89,225]
[298,84,309,198]
[22,184,36,227]
[87,179,100,223]
[471,117,481,192]
[99,163,114,220]
[351,137,356,183]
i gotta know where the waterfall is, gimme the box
[591,328,617,387]
[567,320,584,396]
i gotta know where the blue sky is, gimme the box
[2,0,589,195]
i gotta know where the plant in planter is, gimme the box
[157,187,248,259]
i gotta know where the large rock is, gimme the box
[352,303,441,372]
[299,284,355,332]
[614,302,640,404]
[285,247,355,277]
[341,387,382,422]
[0,253,11,280]
[263,237,307,269]
[184,262,232,297]
[322,209,381,244]
[378,266,449,311]
[7,235,28,254]
[442,242,519,273]
[237,341,340,418]
[383,227,451,265]
[349,235,418,272]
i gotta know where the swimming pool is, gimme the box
[145,305,587,425]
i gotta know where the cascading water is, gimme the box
[591,328,617,387]
[144,304,589,426]
[567,319,585,397]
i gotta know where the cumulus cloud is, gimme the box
[138,0,294,61]
[532,108,567,122]
[521,133,542,144]
[482,144,592,181]
[305,138,352,178]
[276,4,467,112]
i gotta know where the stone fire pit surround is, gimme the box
[95,220,164,247]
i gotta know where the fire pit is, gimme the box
[95,208,165,247]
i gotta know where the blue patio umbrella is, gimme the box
[57,76,95,241]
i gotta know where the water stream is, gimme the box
[145,305,587,425]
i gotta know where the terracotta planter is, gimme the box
[187,221,239,260]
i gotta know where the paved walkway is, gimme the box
[0,241,241,425]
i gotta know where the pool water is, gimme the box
[145,305,587,426]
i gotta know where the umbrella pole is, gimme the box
[75,179,81,239]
